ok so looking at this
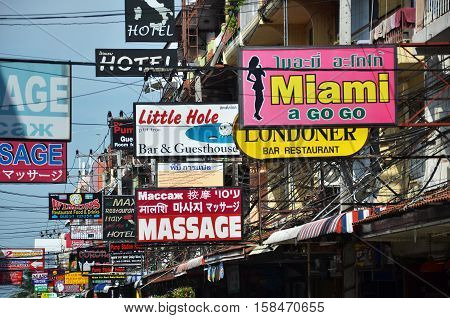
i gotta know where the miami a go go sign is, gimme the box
[239,46,396,128]
[233,118,369,159]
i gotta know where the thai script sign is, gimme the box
[125,0,176,42]
[239,46,396,127]
[136,188,242,243]
[49,193,102,220]
[157,162,224,187]
[0,62,71,140]
[234,120,369,159]
[70,225,103,240]
[103,196,136,241]
[96,49,177,77]
[134,103,239,157]
[0,141,67,183]
[110,119,134,150]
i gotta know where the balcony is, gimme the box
[372,7,416,44]
[414,0,450,42]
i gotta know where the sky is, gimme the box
[0,0,177,247]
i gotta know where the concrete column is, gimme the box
[339,0,352,44]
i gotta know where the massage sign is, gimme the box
[239,46,396,127]
[49,193,102,220]
[136,188,242,243]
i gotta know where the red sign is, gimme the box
[91,265,126,273]
[0,141,67,183]
[0,248,45,260]
[136,188,242,243]
[0,259,44,271]
[0,271,23,285]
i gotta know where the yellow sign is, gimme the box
[64,272,88,285]
[233,119,369,159]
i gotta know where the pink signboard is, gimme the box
[136,188,242,243]
[239,46,396,127]
[0,140,67,183]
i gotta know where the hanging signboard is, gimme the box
[239,46,396,128]
[0,141,67,183]
[103,195,136,241]
[49,193,102,220]
[125,0,176,42]
[136,188,242,243]
[0,62,71,140]
[233,119,369,159]
[96,49,177,77]
[70,225,103,240]
[134,103,239,157]
[76,246,110,272]
[0,248,45,260]
[0,271,23,285]
[64,272,88,285]
[110,251,144,266]
[0,259,44,271]
[110,119,134,150]
[157,162,224,188]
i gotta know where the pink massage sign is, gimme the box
[239,46,396,127]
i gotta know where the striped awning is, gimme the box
[297,209,371,241]
[175,256,205,276]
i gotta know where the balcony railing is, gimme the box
[372,7,416,44]
[424,0,450,27]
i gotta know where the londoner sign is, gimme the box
[239,46,396,127]
[234,119,369,159]
[136,188,242,243]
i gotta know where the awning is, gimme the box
[175,256,205,277]
[263,226,303,245]
[249,244,279,256]
[297,210,370,242]
[204,246,248,265]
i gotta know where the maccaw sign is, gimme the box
[0,140,67,183]
[134,103,239,157]
[136,188,242,243]
[233,119,369,159]
[0,62,71,140]
[239,46,396,127]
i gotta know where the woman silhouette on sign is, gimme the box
[247,56,266,121]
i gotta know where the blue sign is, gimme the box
[0,62,71,140]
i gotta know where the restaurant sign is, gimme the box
[234,119,369,159]
[239,46,396,127]
[136,188,242,243]
[49,193,102,220]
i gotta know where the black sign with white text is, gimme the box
[96,49,177,77]
[125,0,176,42]
[110,119,134,150]
[103,196,136,241]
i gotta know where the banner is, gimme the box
[134,103,239,157]
[70,225,103,240]
[0,62,71,140]
[49,193,102,220]
[239,46,396,127]
[96,49,177,77]
[157,163,224,187]
[110,119,134,150]
[125,0,176,42]
[103,196,136,241]
[0,141,67,183]
[233,120,369,159]
[136,188,242,243]
[0,248,45,260]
